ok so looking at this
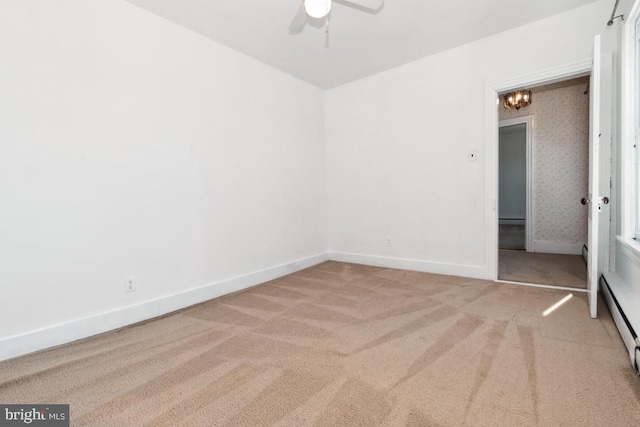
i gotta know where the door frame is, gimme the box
[498,116,534,252]
[485,59,593,281]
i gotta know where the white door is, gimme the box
[587,34,608,319]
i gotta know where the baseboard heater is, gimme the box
[600,275,640,375]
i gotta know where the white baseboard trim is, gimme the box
[0,253,329,362]
[530,240,583,255]
[328,251,488,280]
[495,279,587,293]
[499,219,525,225]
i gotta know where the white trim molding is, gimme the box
[621,0,640,238]
[496,279,588,293]
[485,58,593,280]
[328,251,488,280]
[0,253,329,362]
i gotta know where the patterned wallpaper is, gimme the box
[499,78,589,246]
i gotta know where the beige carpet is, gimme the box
[499,249,587,289]
[0,262,638,426]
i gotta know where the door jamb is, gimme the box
[485,59,593,280]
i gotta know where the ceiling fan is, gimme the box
[289,0,385,35]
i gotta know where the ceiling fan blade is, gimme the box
[288,3,307,34]
[334,0,384,15]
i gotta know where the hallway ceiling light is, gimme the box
[503,90,532,110]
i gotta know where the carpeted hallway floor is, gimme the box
[499,249,587,289]
[0,262,638,426]
[499,224,525,250]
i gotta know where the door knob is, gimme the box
[581,197,609,205]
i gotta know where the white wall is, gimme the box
[0,0,327,359]
[0,0,631,362]
[498,125,526,222]
[325,0,615,278]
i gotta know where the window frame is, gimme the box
[636,22,640,241]
[621,3,640,243]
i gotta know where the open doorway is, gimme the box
[497,77,590,289]
[498,119,530,251]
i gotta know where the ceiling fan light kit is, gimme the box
[305,0,332,19]
[291,0,385,37]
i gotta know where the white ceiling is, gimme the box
[125,0,603,89]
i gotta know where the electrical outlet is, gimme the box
[386,237,392,247]
[125,276,136,293]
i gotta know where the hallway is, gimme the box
[498,249,587,289]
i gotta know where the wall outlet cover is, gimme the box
[125,276,136,293]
